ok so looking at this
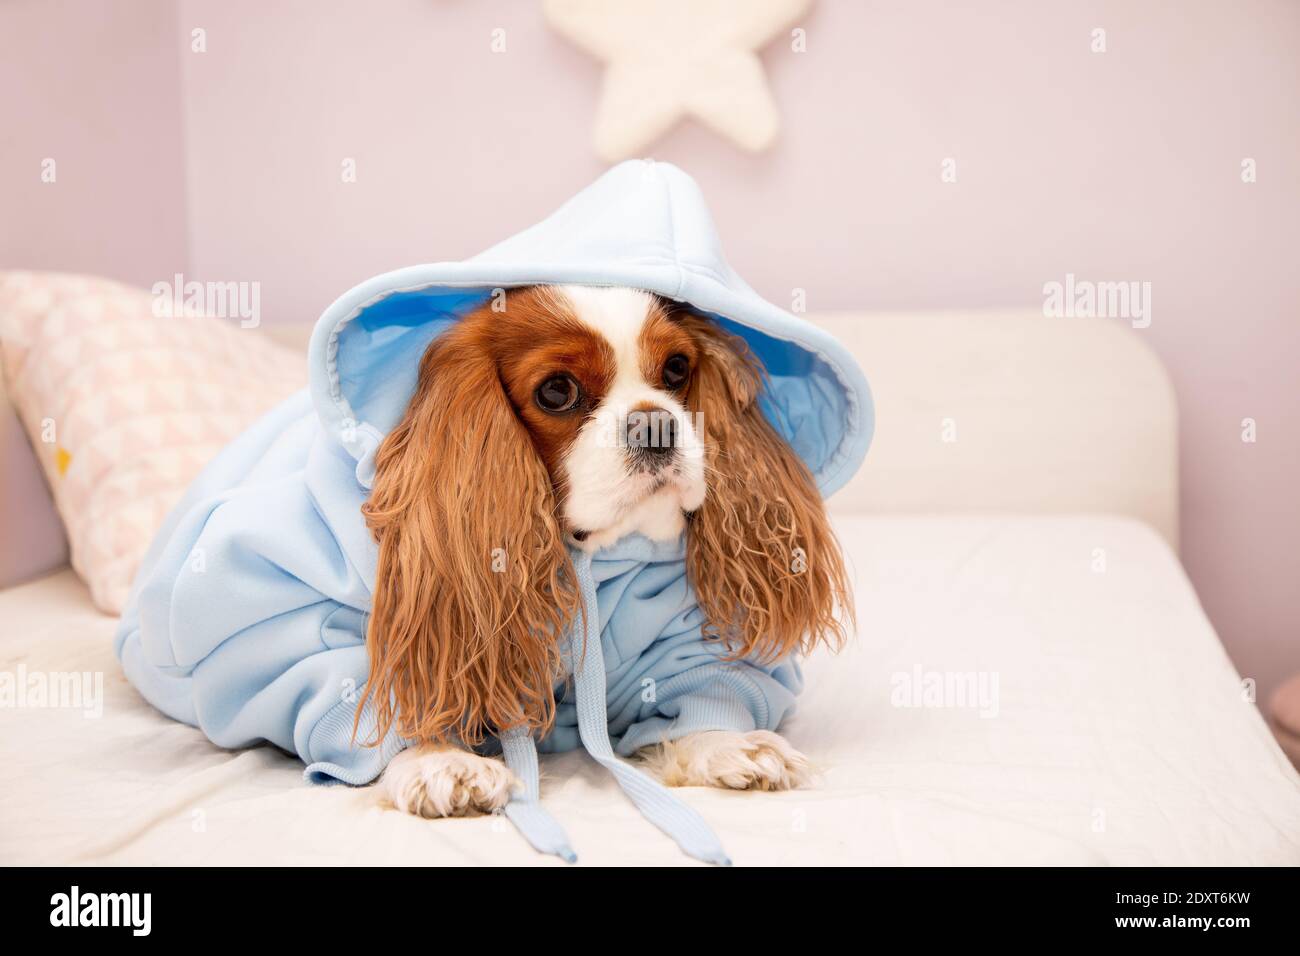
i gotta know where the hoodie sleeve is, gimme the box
[603,606,805,757]
[613,658,804,756]
[115,461,402,786]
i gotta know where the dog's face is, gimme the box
[487,286,706,548]
[358,285,850,748]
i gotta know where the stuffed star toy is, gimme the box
[544,0,813,161]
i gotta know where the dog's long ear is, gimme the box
[358,314,577,747]
[682,315,852,662]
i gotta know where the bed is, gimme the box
[3,310,1298,865]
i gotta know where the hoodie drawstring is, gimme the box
[499,725,577,863]
[498,550,731,866]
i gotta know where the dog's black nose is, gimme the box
[625,407,678,461]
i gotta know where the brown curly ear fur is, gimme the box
[357,308,578,747]
[681,315,852,662]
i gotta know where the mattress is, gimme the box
[2,514,1297,866]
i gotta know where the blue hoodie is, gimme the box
[114,160,874,864]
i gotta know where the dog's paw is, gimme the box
[379,744,518,818]
[637,730,814,791]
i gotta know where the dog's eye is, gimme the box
[662,354,690,390]
[535,374,581,413]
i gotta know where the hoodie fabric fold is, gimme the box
[114,160,873,864]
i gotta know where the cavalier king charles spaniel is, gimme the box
[366,285,850,818]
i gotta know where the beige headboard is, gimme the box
[813,310,1178,548]
[0,309,1178,590]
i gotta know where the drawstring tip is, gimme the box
[558,847,578,864]
[693,848,732,866]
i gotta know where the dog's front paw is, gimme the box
[637,730,814,791]
[379,744,518,818]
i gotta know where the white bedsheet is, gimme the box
[2,515,1297,866]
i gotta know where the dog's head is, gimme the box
[359,286,850,746]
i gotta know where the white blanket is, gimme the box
[3,515,1297,865]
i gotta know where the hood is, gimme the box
[308,160,873,497]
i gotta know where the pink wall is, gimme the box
[0,0,187,284]
[4,1,1298,701]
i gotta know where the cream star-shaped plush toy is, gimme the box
[544,0,812,161]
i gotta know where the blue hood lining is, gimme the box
[314,275,871,498]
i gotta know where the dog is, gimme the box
[365,285,851,818]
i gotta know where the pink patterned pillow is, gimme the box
[0,272,306,613]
